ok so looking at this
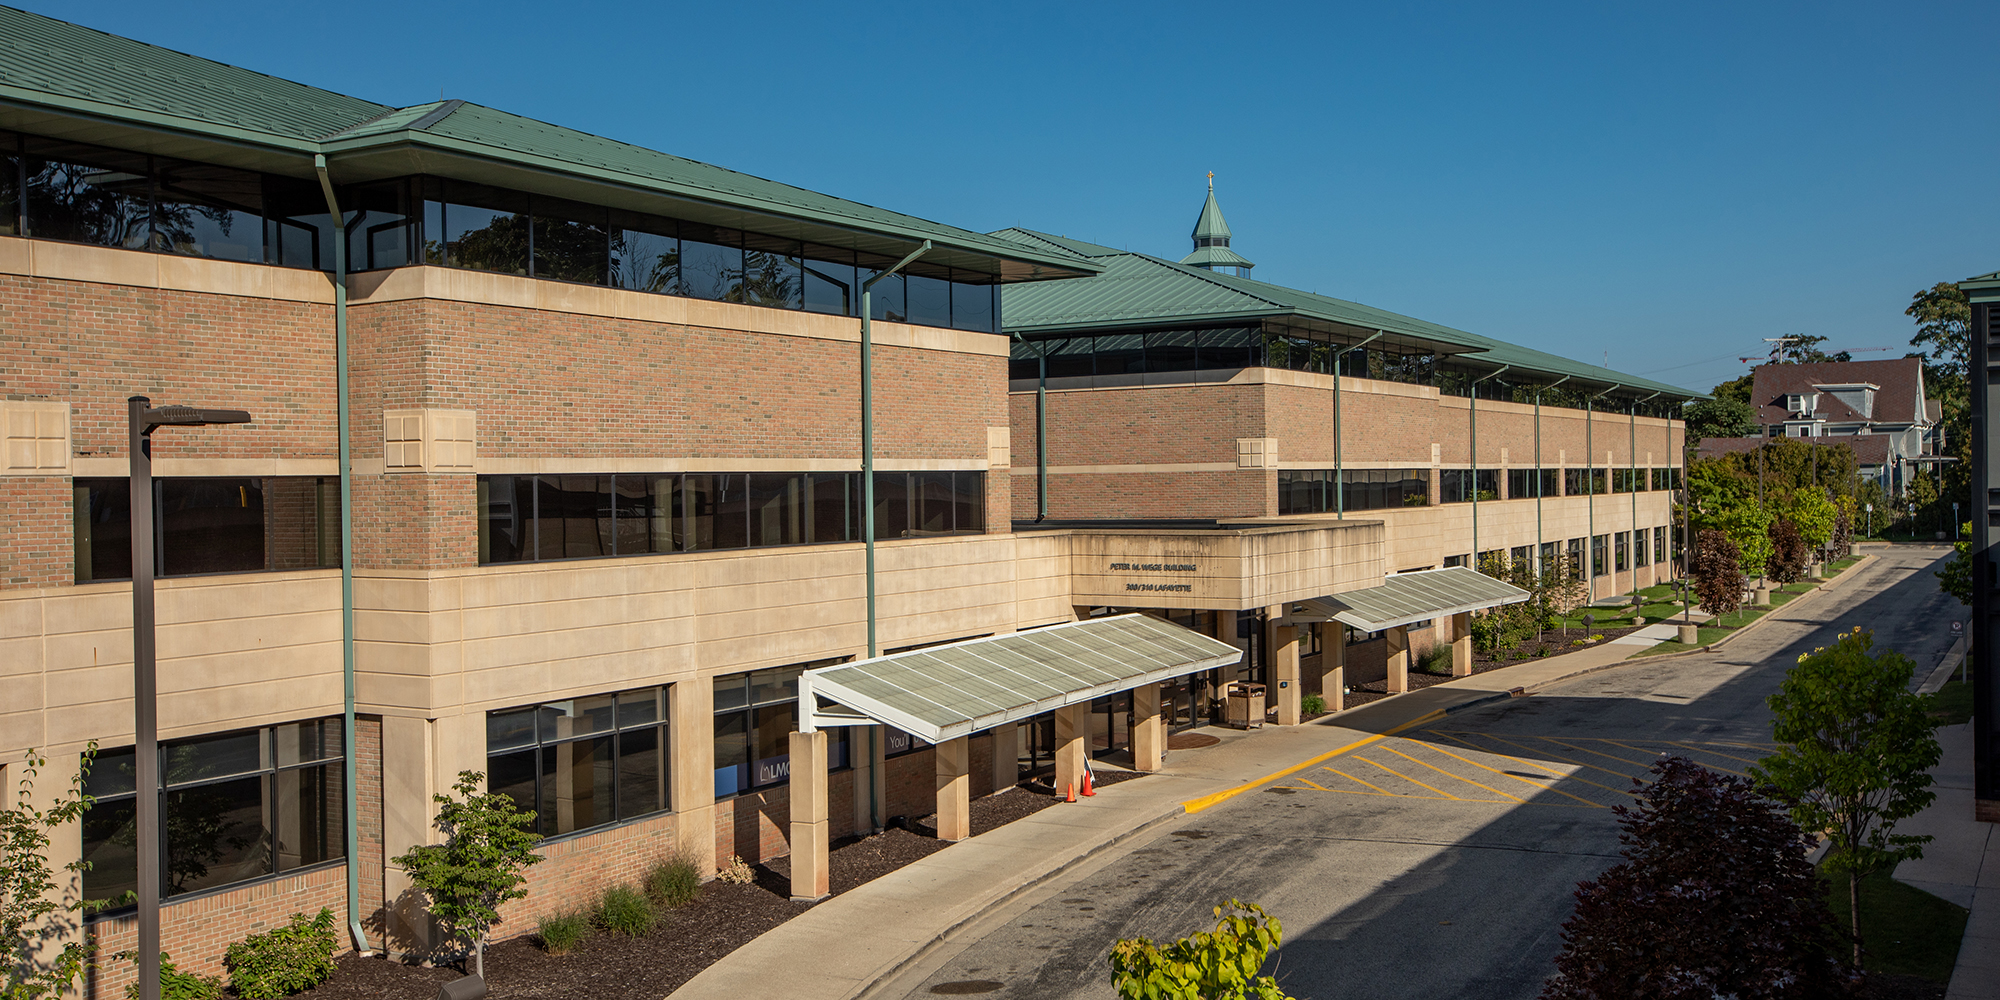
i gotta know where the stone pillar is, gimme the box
[788,730,830,901]
[1132,683,1164,772]
[1319,621,1345,713]
[1268,607,1300,725]
[989,721,1019,792]
[935,736,971,842]
[1385,625,1410,694]
[381,714,436,957]
[1450,612,1474,677]
[1053,703,1090,799]
[671,682,717,876]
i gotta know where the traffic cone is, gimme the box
[1081,768,1096,797]
[1065,782,1076,803]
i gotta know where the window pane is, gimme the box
[750,668,798,707]
[81,796,137,906]
[535,475,612,560]
[906,273,950,328]
[742,239,803,310]
[752,702,796,787]
[860,265,905,321]
[647,475,680,554]
[542,694,617,740]
[680,224,743,301]
[713,710,749,798]
[272,763,342,872]
[487,748,538,825]
[611,475,660,556]
[953,472,984,533]
[344,178,414,270]
[165,775,269,895]
[438,181,529,275]
[163,730,262,787]
[747,473,804,547]
[616,688,662,729]
[1096,334,1144,375]
[871,473,910,541]
[540,736,614,836]
[273,720,338,767]
[802,247,854,316]
[160,478,265,575]
[615,726,665,818]
[1199,328,1256,369]
[806,472,851,543]
[1143,330,1198,372]
[263,175,332,270]
[75,477,132,581]
[612,216,680,293]
[712,474,749,550]
[950,274,995,333]
[531,195,608,284]
[913,472,953,535]
[86,746,137,800]
[152,159,264,263]
[21,138,150,249]
[682,474,716,551]
[478,475,532,563]
[1045,337,1094,379]
[713,674,750,713]
[487,708,537,751]
[0,138,18,236]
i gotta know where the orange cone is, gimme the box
[1065,782,1077,803]
[1082,768,1096,797]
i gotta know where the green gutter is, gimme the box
[861,240,931,658]
[312,154,367,956]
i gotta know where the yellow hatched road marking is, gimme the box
[1325,766,1392,796]
[1181,708,1447,814]
[1355,754,1459,800]
[1601,738,1748,776]
[1411,739,1604,808]
[1666,741,1763,765]
[1294,776,1330,791]
[1380,742,1524,803]
[1445,732,1647,785]
[1317,787,1476,802]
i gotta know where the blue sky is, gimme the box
[29,0,2000,392]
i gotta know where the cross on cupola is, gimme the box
[1179,172,1255,277]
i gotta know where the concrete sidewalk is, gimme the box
[667,642,1648,1000]
[1892,723,1999,999]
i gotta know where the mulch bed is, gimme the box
[1856,972,1947,999]
[299,775,1150,1000]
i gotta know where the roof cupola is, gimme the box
[1179,172,1255,277]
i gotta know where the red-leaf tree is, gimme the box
[1540,757,1849,1000]
[1767,518,1809,585]
[1690,529,1742,617]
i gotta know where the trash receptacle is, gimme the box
[1225,683,1267,729]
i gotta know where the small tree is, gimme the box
[1689,529,1741,618]
[1829,501,1854,560]
[392,771,543,979]
[1938,522,1972,607]
[1767,518,1809,584]
[1751,628,1941,967]
[1540,757,1847,999]
[1109,900,1293,1000]
[2,746,96,1000]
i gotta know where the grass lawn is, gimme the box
[1629,625,1733,657]
[1927,677,1973,726]
[1712,606,1770,628]
[1823,868,1967,983]
[1827,555,1861,574]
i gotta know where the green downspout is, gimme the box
[1585,384,1621,601]
[1334,332,1382,518]
[1009,332,1050,522]
[313,155,366,954]
[859,239,929,659]
[1469,366,1509,565]
[1536,376,1571,572]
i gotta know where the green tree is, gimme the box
[391,771,544,979]
[1773,334,1852,364]
[1109,900,1293,1000]
[2,746,96,1000]
[1780,489,1837,557]
[1907,282,1969,387]
[1938,523,1972,606]
[1686,459,1773,577]
[1751,628,1941,967]
[1711,372,1756,406]
[1683,397,1758,443]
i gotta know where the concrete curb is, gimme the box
[1617,554,1877,664]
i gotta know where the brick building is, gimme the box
[0,10,1693,996]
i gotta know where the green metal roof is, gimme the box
[1192,181,1233,241]
[1181,244,1257,269]
[1292,567,1528,632]
[1962,269,2000,302]
[798,614,1241,742]
[0,6,1096,283]
[992,228,1700,398]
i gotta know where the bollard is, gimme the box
[1678,624,1698,645]
[438,975,487,1000]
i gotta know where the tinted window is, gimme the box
[152,158,264,263]
[347,179,415,270]
[748,473,804,547]
[478,474,532,564]
[612,214,680,293]
[436,180,529,275]
[950,273,995,333]
[742,237,803,310]
[263,176,332,270]
[535,475,611,559]
[21,137,151,249]
[159,478,265,576]
[952,472,984,533]
[1199,327,1257,369]
[532,195,608,284]
[1144,330,1198,371]
[0,134,17,236]
[1046,337,1094,379]
[861,267,906,322]
[802,247,854,316]
[1097,333,1144,375]
[905,273,950,328]
[680,224,743,302]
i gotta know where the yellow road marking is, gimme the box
[1667,741,1763,765]
[1380,742,1525,803]
[1181,709,1446,814]
[1355,753,1460,800]
[1325,766,1392,796]
[1412,739,1604,808]
[1314,787,1474,803]
[1459,732,1649,786]
[1294,776,1330,791]
[1601,738,1748,776]
[1429,733,1634,797]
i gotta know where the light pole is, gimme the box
[128,396,252,1000]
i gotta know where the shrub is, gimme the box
[1110,900,1294,1000]
[716,855,755,885]
[124,954,223,1000]
[537,910,592,955]
[596,884,655,937]
[1300,693,1326,716]
[1418,646,1454,676]
[1768,517,1809,584]
[1532,645,1552,658]
[1540,757,1846,999]
[646,854,703,909]
[391,770,544,978]
[224,907,338,999]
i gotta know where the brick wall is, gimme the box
[87,865,348,999]
[0,477,71,588]
[490,810,681,940]
[351,473,478,571]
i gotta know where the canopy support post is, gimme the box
[1385,625,1410,694]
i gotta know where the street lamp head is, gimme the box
[139,404,253,428]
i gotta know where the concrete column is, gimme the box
[1268,607,1300,725]
[670,682,717,876]
[787,731,830,901]
[935,736,971,842]
[989,721,1019,792]
[1319,621,1345,713]
[1450,612,1474,677]
[865,724,888,834]
[381,715,436,956]
[1385,625,1410,694]
[1053,703,1089,799]
[1132,683,1164,772]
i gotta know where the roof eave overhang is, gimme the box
[1004,310,1484,357]
[318,131,1100,283]
[1292,594,1528,632]
[0,90,326,177]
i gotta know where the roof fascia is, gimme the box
[0,91,324,176]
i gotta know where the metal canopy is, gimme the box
[1289,566,1529,632]
[798,614,1241,743]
